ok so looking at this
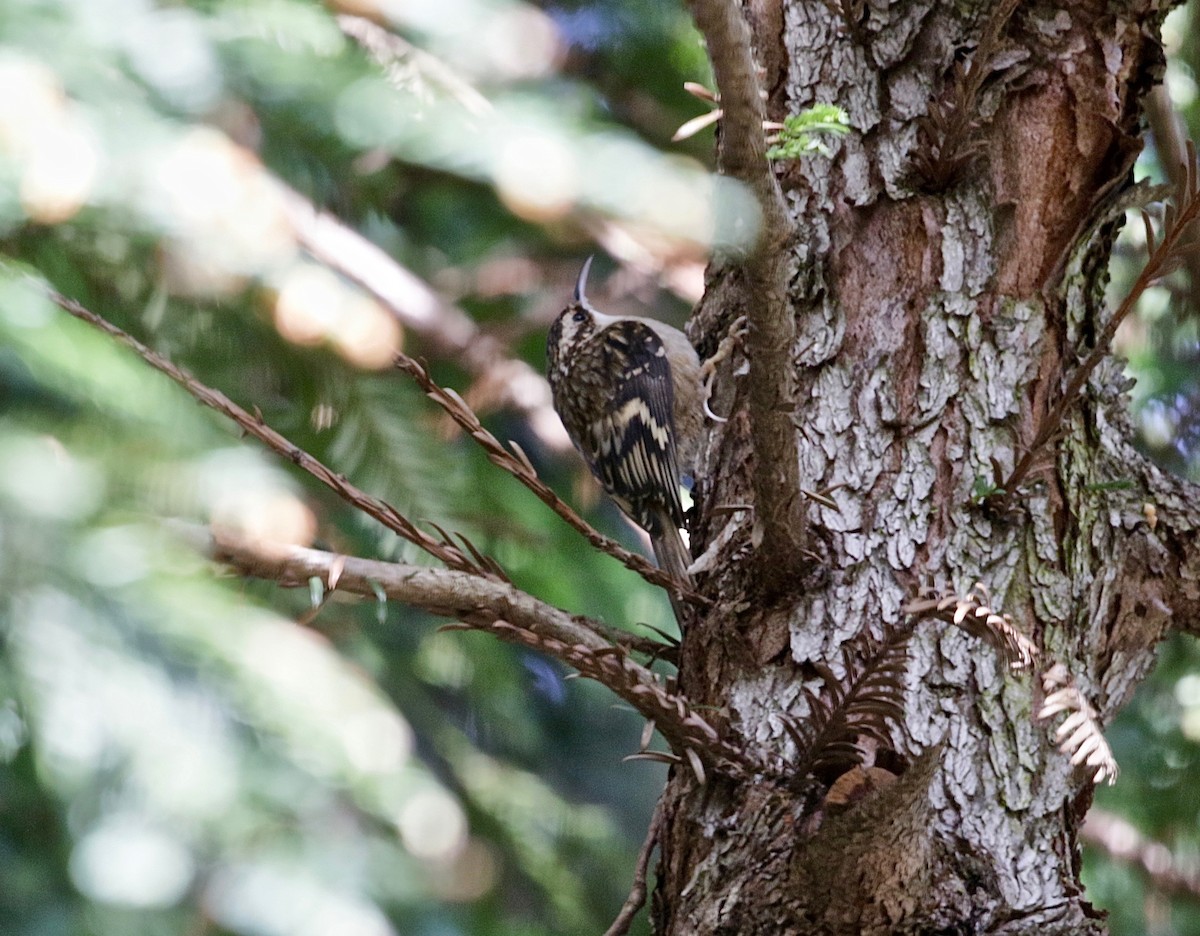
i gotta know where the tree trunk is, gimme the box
[655,2,1200,933]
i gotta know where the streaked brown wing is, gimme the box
[581,320,684,533]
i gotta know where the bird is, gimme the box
[546,256,702,612]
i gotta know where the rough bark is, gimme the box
[657,2,1200,933]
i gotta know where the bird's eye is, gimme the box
[572,309,587,324]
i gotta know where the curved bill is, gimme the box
[574,255,595,304]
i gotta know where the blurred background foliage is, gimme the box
[0,1,1198,934]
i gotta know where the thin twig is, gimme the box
[997,142,1200,501]
[47,288,491,577]
[393,356,704,606]
[485,620,757,780]
[1143,84,1200,319]
[603,796,666,936]
[686,0,807,586]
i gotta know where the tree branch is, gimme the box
[181,525,757,779]
[1083,808,1200,902]
[393,356,704,606]
[178,522,612,650]
[48,288,492,577]
[687,0,806,583]
[181,518,669,656]
[49,286,696,606]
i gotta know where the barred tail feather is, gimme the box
[651,510,692,626]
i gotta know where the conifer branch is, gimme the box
[1144,84,1200,319]
[48,284,694,605]
[393,356,703,605]
[49,288,496,578]
[338,14,492,117]
[179,524,744,772]
[181,523,604,647]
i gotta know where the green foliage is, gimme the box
[0,0,701,933]
[970,474,1003,501]
[765,103,851,161]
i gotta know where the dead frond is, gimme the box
[907,582,1039,670]
[907,0,1022,192]
[785,626,912,786]
[906,584,1117,787]
[1038,664,1119,786]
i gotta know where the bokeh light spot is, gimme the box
[274,263,402,368]
[484,6,562,79]
[70,817,194,908]
[431,837,499,902]
[0,54,99,223]
[495,129,578,222]
[0,433,102,520]
[275,264,345,346]
[342,707,413,775]
[146,128,294,292]
[397,787,467,862]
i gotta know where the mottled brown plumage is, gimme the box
[546,258,702,604]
